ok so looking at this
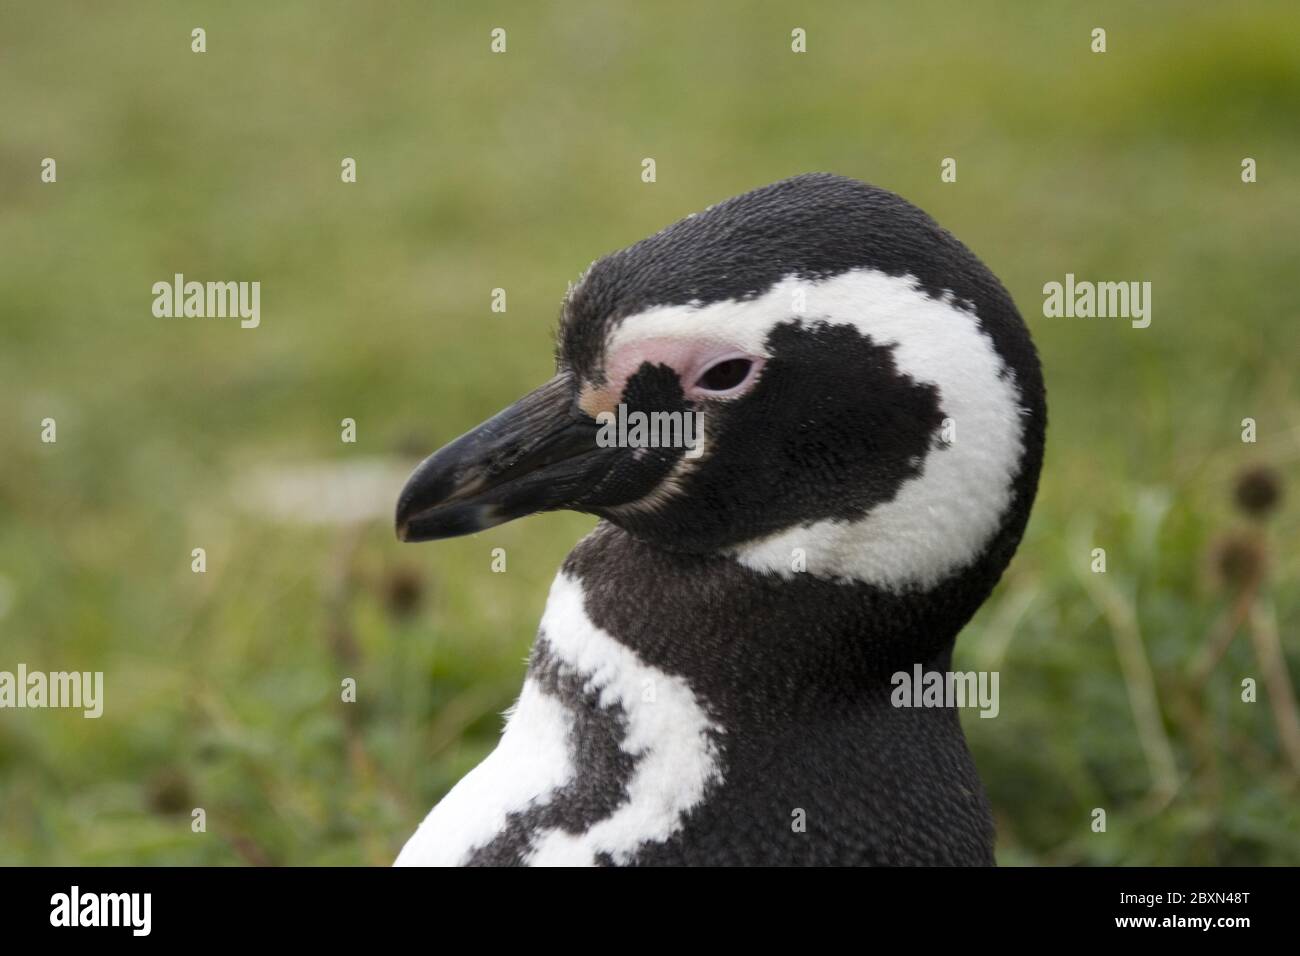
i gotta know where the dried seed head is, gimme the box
[1234,465,1283,520]
[383,565,425,618]
[1208,530,1267,592]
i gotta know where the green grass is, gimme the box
[1,0,1298,865]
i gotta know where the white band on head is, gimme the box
[606,269,1027,591]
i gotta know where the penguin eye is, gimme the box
[694,358,754,393]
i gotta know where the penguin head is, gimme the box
[397,174,1045,592]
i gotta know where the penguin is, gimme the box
[393,173,1046,866]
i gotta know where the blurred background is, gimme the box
[1,1,1297,865]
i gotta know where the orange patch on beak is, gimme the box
[578,382,620,419]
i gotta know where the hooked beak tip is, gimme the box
[394,372,611,544]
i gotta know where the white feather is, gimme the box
[395,571,721,866]
[393,679,573,866]
[525,572,721,865]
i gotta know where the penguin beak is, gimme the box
[395,372,607,542]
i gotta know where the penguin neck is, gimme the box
[561,521,994,724]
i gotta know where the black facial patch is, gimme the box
[464,637,638,866]
[603,320,945,552]
[556,172,1046,560]
[580,362,688,510]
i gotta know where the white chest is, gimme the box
[394,571,722,866]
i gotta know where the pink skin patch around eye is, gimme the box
[578,337,766,417]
